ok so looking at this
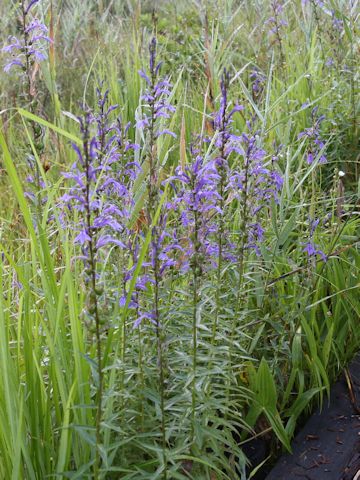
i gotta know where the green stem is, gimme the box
[225,150,250,414]
[191,208,200,444]
[211,99,227,347]
[154,242,167,479]
[145,43,167,477]
[136,298,145,431]
[20,0,43,220]
[83,122,103,480]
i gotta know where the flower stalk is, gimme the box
[138,37,177,478]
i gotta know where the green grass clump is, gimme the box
[0,0,359,478]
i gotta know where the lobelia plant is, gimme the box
[2,0,51,218]
[266,0,287,68]
[211,68,244,345]
[225,121,284,387]
[62,111,105,479]
[61,92,131,477]
[137,36,176,478]
[168,141,220,444]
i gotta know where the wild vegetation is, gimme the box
[0,0,359,478]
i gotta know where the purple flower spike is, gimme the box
[2,1,50,74]
[137,36,176,145]
[167,143,221,271]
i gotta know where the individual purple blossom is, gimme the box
[298,106,327,164]
[26,0,41,13]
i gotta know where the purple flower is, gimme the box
[303,242,327,261]
[4,60,25,73]
[75,229,91,245]
[303,217,327,261]
[156,129,177,139]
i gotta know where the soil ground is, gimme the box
[265,356,360,480]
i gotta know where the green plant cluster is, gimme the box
[0,0,359,478]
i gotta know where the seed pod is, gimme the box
[88,304,96,315]
[89,291,97,302]
[95,286,104,296]
[88,323,97,334]
[35,141,44,152]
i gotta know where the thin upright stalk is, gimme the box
[137,306,145,431]
[310,0,325,59]
[211,77,228,347]
[191,205,200,443]
[236,152,251,312]
[83,123,103,480]
[145,38,167,479]
[20,0,43,218]
[153,239,167,478]
[271,1,286,68]
[225,148,250,413]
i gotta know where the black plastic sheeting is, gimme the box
[265,356,360,480]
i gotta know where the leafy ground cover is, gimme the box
[0,0,359,478]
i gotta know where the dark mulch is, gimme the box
[264,355,360,480]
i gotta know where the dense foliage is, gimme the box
[0,0,359,478]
